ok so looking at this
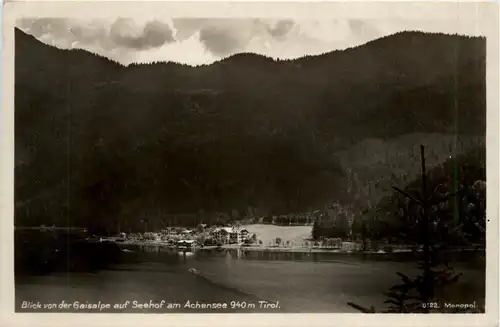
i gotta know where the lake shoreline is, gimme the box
[114,240,485,255]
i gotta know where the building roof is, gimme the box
[212,227,234,233]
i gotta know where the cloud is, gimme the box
[197,19,264,56]
[266,20,295,40]
[172,18,210,41]
[137,31,218,66]
[17,17,485,66]
[17,17,176,53]
[19,18,69,39]
[109,18,175,50]
[199,26,246,56]
[348,20,381,40]
[19,18,108,48]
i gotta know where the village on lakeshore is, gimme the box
[63,206,360,252]
[88,225,371,253]
[18,181,486,255]
[77,210,416,254]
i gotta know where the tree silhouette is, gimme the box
[312,218,322,240]
[348,145,484,313]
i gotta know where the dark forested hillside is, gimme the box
[350,145,487,244]
[14,28,486,232]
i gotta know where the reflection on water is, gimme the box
[196,247,485,268]
[179,251,195,257]
[15,238,486,313]
[192,248,485,313]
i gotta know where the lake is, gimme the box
[15,244,486,313]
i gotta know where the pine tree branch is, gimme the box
[392,187,423,206]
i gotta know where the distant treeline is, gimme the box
[261,215,314,226]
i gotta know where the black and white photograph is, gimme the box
[1,1,499,326]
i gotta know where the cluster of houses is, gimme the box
[210,227,252,244]
[123,225,256,247]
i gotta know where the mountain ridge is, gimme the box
[16,28,485,67]
[15,27,486,231]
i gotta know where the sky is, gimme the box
[16,17,486,66]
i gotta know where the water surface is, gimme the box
[15,247,485,313]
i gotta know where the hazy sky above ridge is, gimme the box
[16,17,485,66]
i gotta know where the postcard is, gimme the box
[1,1,498,327]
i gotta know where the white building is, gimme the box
[211,227,233,243]
[210,227,252,244]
